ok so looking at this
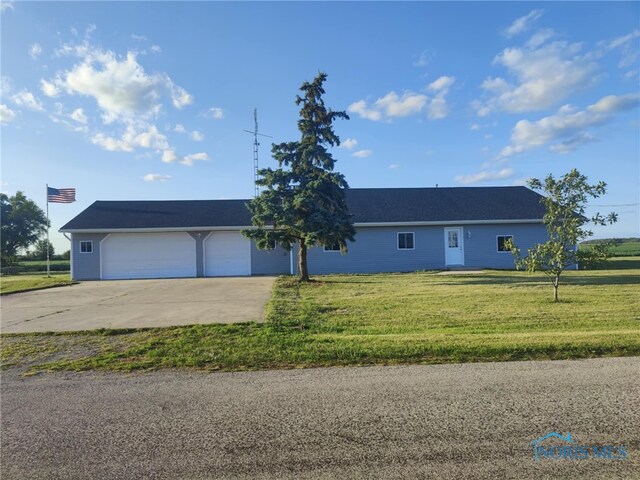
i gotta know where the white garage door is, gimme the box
[204,231,251,276]
[101,233,197,280]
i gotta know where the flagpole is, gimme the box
[46,184,50,278]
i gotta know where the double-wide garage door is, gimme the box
[101,233,197,280]
[100,232,251,279]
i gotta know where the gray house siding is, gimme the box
[304,226,446,275]
[188,231,211,277]
[301,223,547,275]
[71,233,107,280]
[462,223,548,269]
[251,243,291,275]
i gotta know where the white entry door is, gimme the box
[444,227,464,266]
[204,231,251,276]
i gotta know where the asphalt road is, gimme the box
[1,277,275,333]
[2,357,638,479]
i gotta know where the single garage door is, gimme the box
[204,231,251,276]
[101,233,197,280]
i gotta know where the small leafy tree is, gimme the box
[242,72,355,281]
[506,169,617,302]
[1,192,49,265]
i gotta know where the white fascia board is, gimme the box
[59,225,257,234]
[61,219,543,233]
[353,219,543,227]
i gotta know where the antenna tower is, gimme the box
[244,109,272,198]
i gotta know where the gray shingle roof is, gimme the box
[60,186,546,231]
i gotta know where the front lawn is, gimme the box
[2,258,638,374]
[0,274,75,295]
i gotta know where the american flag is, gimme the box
[47,187,76,203]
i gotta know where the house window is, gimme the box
[323,242,341,252]
[497,235,513,252]
[267,239,277,249]
[398,232,414,250]
[80,241,93,253]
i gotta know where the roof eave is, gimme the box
[60,218,543,233]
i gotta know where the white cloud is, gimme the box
[51,45,192,123]
[347,99,382,121]
[150,45,161,54]
[470,123,481,131]
[162,150,209,166]
[204,107,224,120]
[427,76,455,119]
[352,149,373,158]
[412,50,429,67]
[428,76,455,92]
[29,43,42,59]
[389,164,400,169]
[181,152,209,166]
[548,132,596,154]
[1,76,12,96]
[340,138,358,149]
[162,149,179,163]
[474,40,598,115]
[349,91,427,121]
[499,93,640,158]
[11,90,44,111]
[455,168,515,185]
[427,96,448,120]
[190,130,204,141]
[69,108,88,124]
[131,34,148,41]
[0,2,14,13]
[169,82,192,109]
[0,104,16,124]
[376,91,428,118]
[174,123,186,133]
[526,29,556,49]
[91,124,169,152]
[40,79,59,97]
[607,29,640,68]
[504,9,544,38]
[143,173,171,182]
[202,107,224,120]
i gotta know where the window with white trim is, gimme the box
[398,232,414,250]
[497,235,513,252]
[323,242,340,252]
[80,241,93,253]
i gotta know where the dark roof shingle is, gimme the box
[60,186,546,231]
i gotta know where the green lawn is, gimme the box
[0,274,75,295]
[2,257,638,374]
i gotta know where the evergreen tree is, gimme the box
[243,73,355,281]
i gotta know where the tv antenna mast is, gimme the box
[244,108,272,198]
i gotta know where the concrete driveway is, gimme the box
[0,277,276,333]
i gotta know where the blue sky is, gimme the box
[1,1,639,253]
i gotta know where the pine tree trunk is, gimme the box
[298,239,310,282]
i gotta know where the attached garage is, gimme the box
[101,232,197,280]
[204,231,251,276]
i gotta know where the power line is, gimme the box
[590,203,640,207]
